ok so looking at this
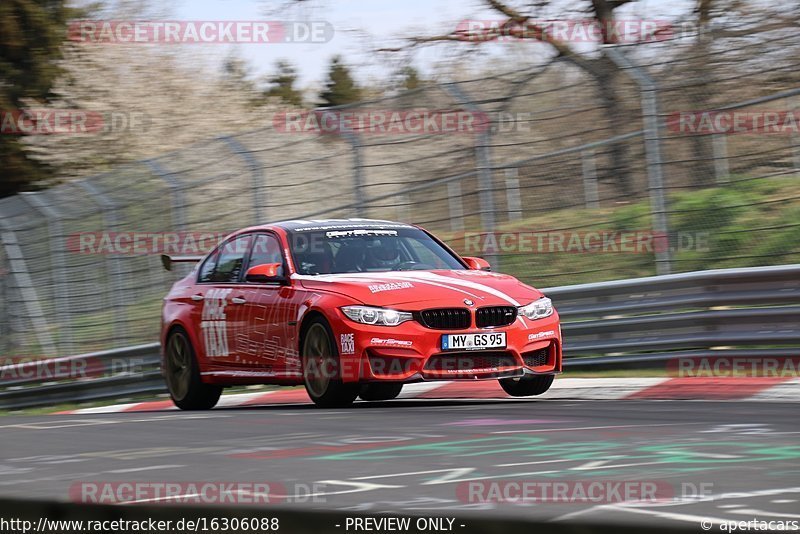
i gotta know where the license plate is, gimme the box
[441,332,506,351]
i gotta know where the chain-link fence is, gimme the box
[2,22,799,358]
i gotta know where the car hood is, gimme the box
[294,270,543,309]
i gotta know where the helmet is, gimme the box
[365,238,400,269]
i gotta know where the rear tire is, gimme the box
[164,328,222,410]
[301,318,359,408]
[499,374,554,397]
[359,383,403,401]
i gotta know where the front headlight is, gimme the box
[518,297,554,320]
[341,306,413,326]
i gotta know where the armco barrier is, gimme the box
[1,264,797,410]
[549,264,800,367]
[0,497,698,534]
[0,343,161,410]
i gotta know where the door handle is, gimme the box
[191,294,204,301]
[231,297,247,305]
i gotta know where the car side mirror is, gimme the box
[245,263,288,284]
[463,256,491,271]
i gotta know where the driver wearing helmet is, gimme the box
[364,237,401,270]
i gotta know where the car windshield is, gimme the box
[287,227,465,275]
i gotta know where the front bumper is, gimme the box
[332,310,562,383]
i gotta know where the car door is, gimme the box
[235,232,298,374]
[196,233,253,365]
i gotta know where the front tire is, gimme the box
[499,374,554,397]
[359,383,403,401]
[302,319,359,408]
[164,329,222,410]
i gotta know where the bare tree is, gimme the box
[376,0,655,195]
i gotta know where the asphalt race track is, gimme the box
[1,398,799,529]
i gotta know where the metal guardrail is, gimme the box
[0,344,162,410]
[1,264,797,410]
[549,264,800,369]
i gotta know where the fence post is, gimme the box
[146,159,190,280]
[792,99,800,172]
[77,180,128,346]
[443,83,498,268]
[146,160,186,231]
[712,134,730,184]
[447,181,465,233]
[19,192,74,355]
[581,149,600,209]
[0,216,57,356]
[220,136,265,223]
[504,168,523,221]
[340,128,367,218]
[793,132,800,173]
[605,46,672,275]
[0,247,5,354]
[395,193,411,223]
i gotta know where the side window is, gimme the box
[210,234,252,283]
[198,250,219,283]
[248,234,285,277]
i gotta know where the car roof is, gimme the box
[271,218,418,232]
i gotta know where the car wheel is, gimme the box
[499,374,554,397]
[165,329,222,410]
[359,383,403,401]
[302,319,359,408]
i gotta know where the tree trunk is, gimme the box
[594,59,634,197]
